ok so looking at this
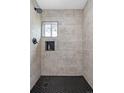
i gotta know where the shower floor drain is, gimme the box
[30,76,93,93]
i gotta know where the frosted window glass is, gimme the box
[45,24,51,37]
[52,24,57,37]
[42,22,57,37]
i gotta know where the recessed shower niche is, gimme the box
[45,41,55,51]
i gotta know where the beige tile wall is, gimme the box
[30,0,41,89]
[40,9,84,76]
[82,0,93,88]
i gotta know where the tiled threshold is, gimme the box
[31,76,93,93]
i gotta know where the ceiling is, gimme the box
[36,0,87,9]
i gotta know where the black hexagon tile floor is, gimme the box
[30,76,93,93]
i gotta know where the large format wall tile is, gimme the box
[40,9,84,76]
[30,0,41,89]
[82,0,93,88]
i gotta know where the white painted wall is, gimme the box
[30,0,41,89]
[36,0,87,9]
[82,0,93,88]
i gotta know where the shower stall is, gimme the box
[30,0,93,92]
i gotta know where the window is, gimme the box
[42,22,57,37]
